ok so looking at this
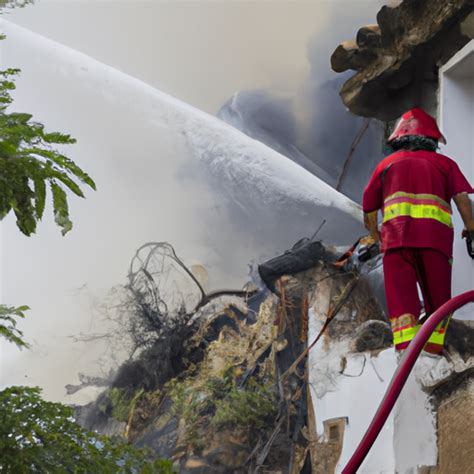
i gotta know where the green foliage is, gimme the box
[168,379,207,451]
[0,386,175,473]
[105,388,144,423]
[212,379,277,430]
[0,304,29,349]
[169,373,277,450]
[0,1,34,9]
[0,68,96,236]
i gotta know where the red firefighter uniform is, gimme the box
[363,109,473,354]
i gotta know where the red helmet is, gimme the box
[388,107,446,144]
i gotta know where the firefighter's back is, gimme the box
[379,150,455,257]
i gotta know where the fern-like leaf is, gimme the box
[0,65,95,235]
[0,304,29,348]
[33,176,46,219]
[51,182,73,235]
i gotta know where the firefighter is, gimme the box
[362,107,474,355]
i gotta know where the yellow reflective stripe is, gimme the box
[383,203,453,227]
[384,192,451,210]
[438,313,453,331]
[393,316,452,348]
[393,327,445,347]
[427,330,446,346]
[427,314,452,346]
[393,325,420,345]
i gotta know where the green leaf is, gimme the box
[11,176,37,236]
[0,304,29,348]
[8,112,32,123]
[41,131,76,145]
[0,385,175,472]
[50,170,85,197]
[50,182,73,235]
[0,64,95,234]
[21,147,96,191]
[33,176,46,219]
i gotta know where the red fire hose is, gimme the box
[342,291,474,474]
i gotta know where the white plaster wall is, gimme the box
[307,275,437,473]
[308,306,438,473]
[439,41,474,298]
[392,362,437,473]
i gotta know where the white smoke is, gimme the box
[0,21,364,401]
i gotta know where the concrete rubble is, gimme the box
[73,240,473,472]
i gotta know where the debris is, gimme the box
[352,320,392,352]
[258,239,333,293]
[73,239,389,472]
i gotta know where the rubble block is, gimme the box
[258,238,332,293]
[352,319,393,352]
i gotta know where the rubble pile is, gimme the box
[74,240,474,472]
[74,240,386,472]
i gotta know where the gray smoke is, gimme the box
[218,1,388,203]
[218,89,334,183]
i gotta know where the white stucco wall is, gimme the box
[439,40,474,299]
[308,309,438,474]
